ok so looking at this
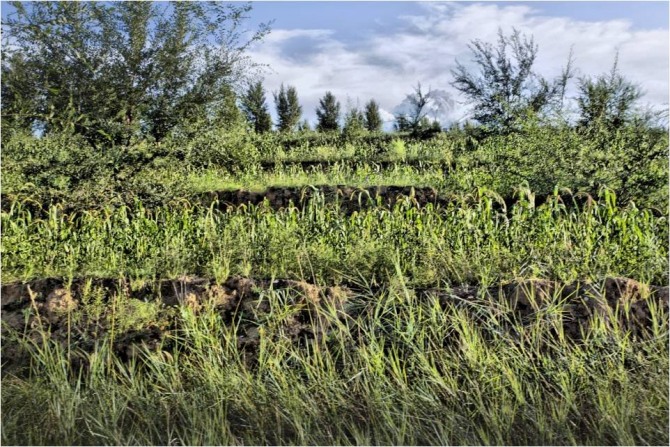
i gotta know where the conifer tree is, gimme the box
[274,84,302,132]
[364,99,383,132]
[316,91,341,132]
[241,81,272,133]
[216,86,244,128]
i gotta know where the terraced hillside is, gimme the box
[2,149,669,444]
[3,3,669,443]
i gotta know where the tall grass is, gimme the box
[2,189,667,286]
[2,276,667,445]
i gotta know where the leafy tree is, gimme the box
[393,83,451,134]
[316,91,341,132]
[451,28,572,134]
[1,1,270,143]
[274,84,302,132]
[1,52,40,137]
[241,81,272,133]
[577,56,642,131]
[364,99,383,132]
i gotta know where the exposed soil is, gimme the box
[197,185,444,212]
[196,185,601,214]
[2,186,602,217]
[257,159,451,170]
[2,276,667,374]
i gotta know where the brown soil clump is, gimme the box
[44,288,78,323]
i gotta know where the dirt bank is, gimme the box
[197,185,443,212]
[2,276,667,374]
[2,185,605,217]
[257,159,451,170]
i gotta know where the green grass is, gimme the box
[185,162,448,193]
[2,189,667,286]
[255,135,455,164]
[2,277,668,445]
[2,99,669,446]
[2,133,668,444]
[3,122,666,212]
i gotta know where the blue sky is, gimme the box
[246,1,669,36]
[2,1,668,127]
[243,1,669,126]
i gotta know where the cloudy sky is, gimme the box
[245,1,669,128]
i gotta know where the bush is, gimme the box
[185,127,260,171]
[2,131,112,197]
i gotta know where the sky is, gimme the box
[242,1,669,127]
[2,1,668,128]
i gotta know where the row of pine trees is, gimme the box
[240,82,384,134]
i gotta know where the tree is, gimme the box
[364,99,383,132]
[274,84,302,132]
[240,81,272,133]
[1,1,271,143]
[393,83,452,134]
[1,52,39,136]
[577,55,642,131]
[315,91,341,132]
[216,86,244,129]
[394,115,411,132]
[343,106,366,137]
[451,28,572,134]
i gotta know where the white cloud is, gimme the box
[249,2,669,128]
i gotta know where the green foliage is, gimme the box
[274,84,302,132]
[577,56,643,131]
[241,81,273,133]
[2,279,667,445]
[208,85,244,131]
[3,120,666,212]
[1,131,110,196]
[1,130,192,210]
[316,91,341,132]
[185,126,260,171]
[3,191,667,285]
[342,106,366,139]
[443,118,668,211]
[3,116,667,215]
[387,139,407,161]
[2,10,667,446]
[1,1,270,143]
[364,99,383,132]
[0,52,38,135]
[451,28,572,134]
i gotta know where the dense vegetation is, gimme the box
[2,191,668,286]
[1,2,668,445]
[3,118,667,213]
